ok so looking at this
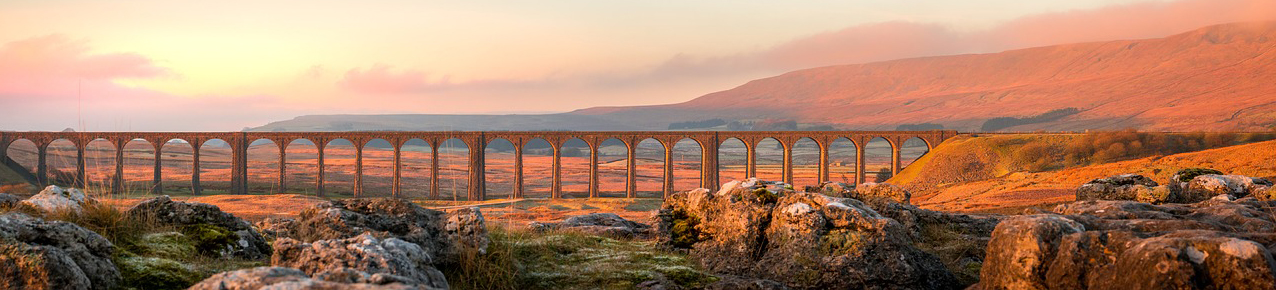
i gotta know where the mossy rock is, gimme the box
[1174,168,1223,183]
[115,256,203,290]
[181,224,237,257]
[669,209,704,249]
[1136,186,1177,204]
[132,232,197,259]
[820,229,867,256]
[753,188,779,204]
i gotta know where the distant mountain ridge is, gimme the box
[254,22,1276,132]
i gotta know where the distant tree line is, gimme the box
[896,123,944,131]
[668,119,727,130]
[1010,130,1276,172]
[980,108,1081,132]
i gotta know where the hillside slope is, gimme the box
[576,22,1276,131]
[903,136,1276,213]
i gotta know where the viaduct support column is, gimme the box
[354,144,363,198]
[551,146,562,199]
[662,144,673,199]
[746,145,757,178]
[468,137,485,201]
[589,143,598,198]
[625,142,636,198]
[113,141,124,195]
[818,144,829,184]
[316,144,325,197]
[37,146,47,186]
[392,146,401,198]
[513,144,523,199]
[855,143,866,184]
[152,148,162,194]
[76,145,85,189]
[192,145,201,195]
[782,144,793,185]
[430,143,439,199]
[230,137,248,195]
[702,138,719,191]
[891,144,902,178]
[278,146,287,193]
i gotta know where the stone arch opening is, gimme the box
[285,139,318,195]
[438,138,470,200]
[357,139,394,197]
[672,138,702,192]
[559,138,591,198]
[323,139,356,197]
[865,137,893,182]
[45,139,79,187]
[121,139,155,195]
[597,138,628,197]
[399,138,432,199]
[84,138,116,194]
[4,139,38,176]
[900,137,931,169]
[792,137,820,187]
[828,138,858,184]
[635,138,665,198]
[718,138,747,182]
[160,139,194,194]
[246,139,280,194]
[755,137,783,181]
[199,139,232,194]
[522,138,553,198]
[484,138,515,199]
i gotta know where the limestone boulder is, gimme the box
[809,181,855,198]
[654,180,958,289]
[256,217,297,241]
[188,266,434,290]
[976,197,1276,289]
[1075,174,1159,201]
[126,195,270,259]
[0,213,120,290]
[1183,174,1272,202]
[853,182,912,204]
[287,198,487,265]
[20,185,94,214]
[529,213,652,238]
[271,234,448,289]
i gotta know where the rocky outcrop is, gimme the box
[1182,174,1272,202]
[255,217,297,241]
[20,185,94,214]
[0,213,120,290]
[0,193,19,208]
[188,266,433,290]
[860,198,1002,285]
[976,198,1276,289]
[853,182,912,204]
[271,234,448,289]
[1075,174,1159,201]
[286,198,487,264]
[655,180,958,289]
[529,213,652,238]
[807,182,855,198]
[125,196,270,259]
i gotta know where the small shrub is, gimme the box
[669,209,704,249]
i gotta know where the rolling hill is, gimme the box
[254,22,1276,132]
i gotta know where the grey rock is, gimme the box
[1075,174,1159,201]
[1183,174,1272,202]
[529,213,652,238]
[0,213,120,290]
[0,192,19,208]
[127,195,270,259]
[853,182,912,204]
[187,266,433,290]
[270,234,448,289]
[20,185,94,214]
[288,198,487,265]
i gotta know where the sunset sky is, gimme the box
[2,0,1275,131]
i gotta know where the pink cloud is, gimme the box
[0,34,167,82]
[339,64,432,94]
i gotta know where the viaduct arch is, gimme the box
[0,131,957,200]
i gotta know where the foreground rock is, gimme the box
[860,198,1002,285]
[188,266,434,290]
[126,195,270,259]
[976,198,1276,289]
[853,182,913,204]
[0,213,120,290]
[284,198,487,264]
[0,193,18,208]
[1181,174,1271,202]
[255,217,297,241]
[271,234,448,289]
[529,213,652,238]
[20,185,94,213]
[1075,174,1160,201]
[655,180,958,289]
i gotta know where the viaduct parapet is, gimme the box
[0,130,958,200]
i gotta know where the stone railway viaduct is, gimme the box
[0,131,957,200]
